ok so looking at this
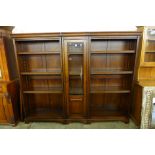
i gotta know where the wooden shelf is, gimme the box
[17,51,60,55]
[90,110,126,117]
[91,69,133,75]
[20,71,61,75]
[90,86,130,94]
[15,38,60,42]
[23,90,62,94]
[90,90,130,94]
[91,50,135,54]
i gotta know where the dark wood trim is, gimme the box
[12,31,141,38]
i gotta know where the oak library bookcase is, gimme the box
[11,31,141,124]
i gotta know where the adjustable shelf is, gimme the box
[15,38,60,41]
[91,69,133,75]
[17,51,60,55]
[23,90,62,94]
[20,71,61,75]
[91,90,130,94]
[90,50,135,54]
[90,87,131,94]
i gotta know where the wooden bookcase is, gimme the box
[132,26,155,126]
[0,26,19,125]
[135,27,155,86]
[89,36,139,122]
[14,35,65,122]
[12,32,141,123]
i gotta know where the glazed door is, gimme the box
[142,27,155,66]
[64,40,87,119]
[0,38,10,81]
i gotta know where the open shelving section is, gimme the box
[14,36,64,120]
[89,36,138,120]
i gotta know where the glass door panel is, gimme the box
[67,42,84,95]
[144,28,155,63]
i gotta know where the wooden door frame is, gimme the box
[62,38,88,119]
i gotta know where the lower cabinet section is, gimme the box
[68,95,84,119]
[0,81,19,125]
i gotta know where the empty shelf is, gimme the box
[17,51,60,55]
[21,71,61,75]
[91,50,135,54]
[91,69,133,75]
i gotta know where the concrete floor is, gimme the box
[0,120,138,129]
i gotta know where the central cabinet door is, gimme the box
[64,39,87,119]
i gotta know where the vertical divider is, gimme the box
[61,37,67,120]
[87,36,91,121]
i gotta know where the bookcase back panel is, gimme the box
[19,55,44,72]
[90,93,129,116]
[45,55,61,72]
[44,41,60,51]
[91,54,135,71]
[22,75,62,91]
[91,54,106,69]
[19,55,61,72]
[16,40,60,52]
[25,94,63,116]
[90,75,132,91]
[90,39,136,51]
[107,40,136,51]
[17,41,44,52]
[106,54,135,70]
[91,40,107,51]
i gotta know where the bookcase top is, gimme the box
[12,31,142,38]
